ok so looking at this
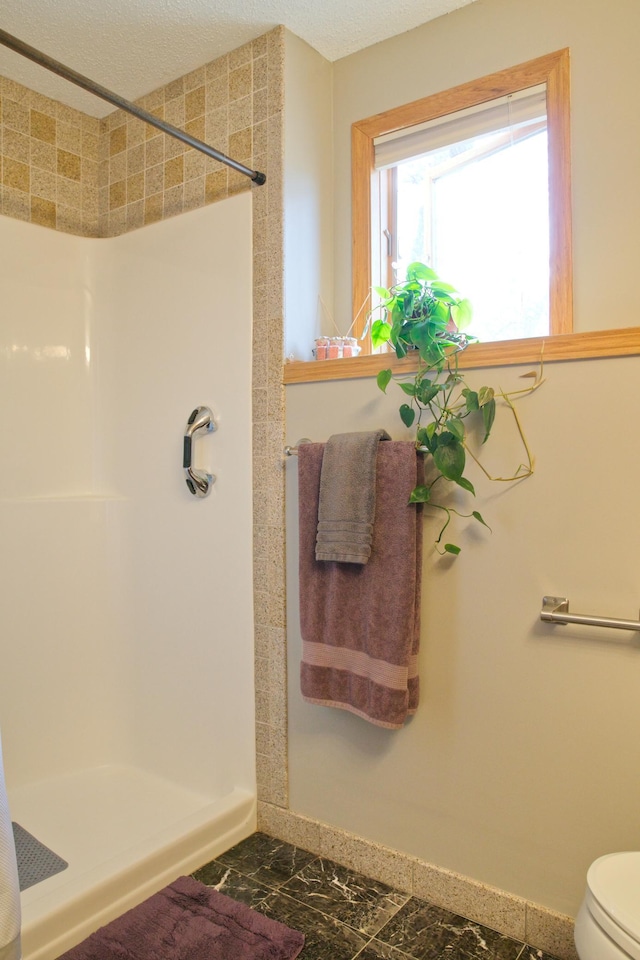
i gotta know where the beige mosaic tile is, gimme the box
[30,109,56,144]
[143,191,163,226]
[31,167,57,202]
[316,825,414,893]
[1,184,30,221]
[127,171,144,204]
[2,156,29,193]
[257,801,323,851]
[30,195,56,229]
[185,85,205,122]
[58,121,82,155]
[413,861,527,941]
[92,32,275,235]
[31,139,56,172]
[110,124,127,156]
[57,148,82,181]
[230,64,252,102]
[3,99,30,136]
[525,903,578,960]
[184,176,205,211]
[184,66,206,93]
[3,128,30,164]
[109,179,126,210]
[1,77,101,235]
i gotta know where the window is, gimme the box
[352,50,573,350]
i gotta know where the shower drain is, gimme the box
[11,822,68,890]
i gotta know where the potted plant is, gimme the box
[365,261,542,555]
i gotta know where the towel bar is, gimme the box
[284,438,312,457]
[540,596,640,632]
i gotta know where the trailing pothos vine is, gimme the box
[364,261,544,555]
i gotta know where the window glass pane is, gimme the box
[394,127,549,342]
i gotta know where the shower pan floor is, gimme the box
[9,764,255,960]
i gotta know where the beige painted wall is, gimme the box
[331,0,640,334]
[283,32,333,361]
[286,355,640,917]
[284,0,640,919]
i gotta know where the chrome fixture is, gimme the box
[284,438,313,456]
[184,406,216,497]
[540,596,640,633]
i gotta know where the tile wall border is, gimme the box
[257,801,579,960]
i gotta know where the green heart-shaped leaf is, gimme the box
[433,438,465,480]
[377,368,392,393]
[444,543,461,555]
[399,403,415,427]
[456,475,475,495]
[482,398,496,443]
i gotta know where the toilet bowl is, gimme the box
[575,852,640,959]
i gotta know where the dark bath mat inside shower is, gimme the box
[12,822,68,891]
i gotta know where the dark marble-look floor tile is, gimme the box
[257,889,369,960]
[283,857,409,937]
[517,950,560,960]
[376,897,524,960]
[216,831,318,887]
[191,862,274,909]
[354,939,416,959]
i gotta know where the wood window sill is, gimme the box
[282,327,640,384]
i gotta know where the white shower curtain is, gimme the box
[0,730,20,960]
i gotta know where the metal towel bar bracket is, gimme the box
[284,438,312,457]
[540,596,640,632]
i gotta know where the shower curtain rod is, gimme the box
[0,29,266,185]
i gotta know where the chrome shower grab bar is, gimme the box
[184,406,216,497]
[540,596,640,632]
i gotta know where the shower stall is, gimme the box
[0,193,256,960]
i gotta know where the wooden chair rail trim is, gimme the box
[283,326,640,384]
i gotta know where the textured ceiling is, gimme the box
[0,0,476,117]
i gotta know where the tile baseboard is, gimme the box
[257,801,578,960]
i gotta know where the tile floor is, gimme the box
[191,832,560,960]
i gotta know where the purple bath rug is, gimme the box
[57,875,305,960]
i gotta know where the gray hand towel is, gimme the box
[315,429,390,564]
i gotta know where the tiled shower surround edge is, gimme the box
[1,28,575,960]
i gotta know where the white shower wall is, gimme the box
[0,194,256,957]
[0,220,120,785]
[92,199,256,795]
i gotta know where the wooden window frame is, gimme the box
[283,48,640,385]
[353,49,573,351]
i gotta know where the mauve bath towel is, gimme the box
[58,875,305,960]
[298,441,423,729]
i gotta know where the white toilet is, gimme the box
[574,852,640,959]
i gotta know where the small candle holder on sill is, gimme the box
[313,337,361,360]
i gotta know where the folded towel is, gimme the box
[315,430,390,564]
[298,441,423,729]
